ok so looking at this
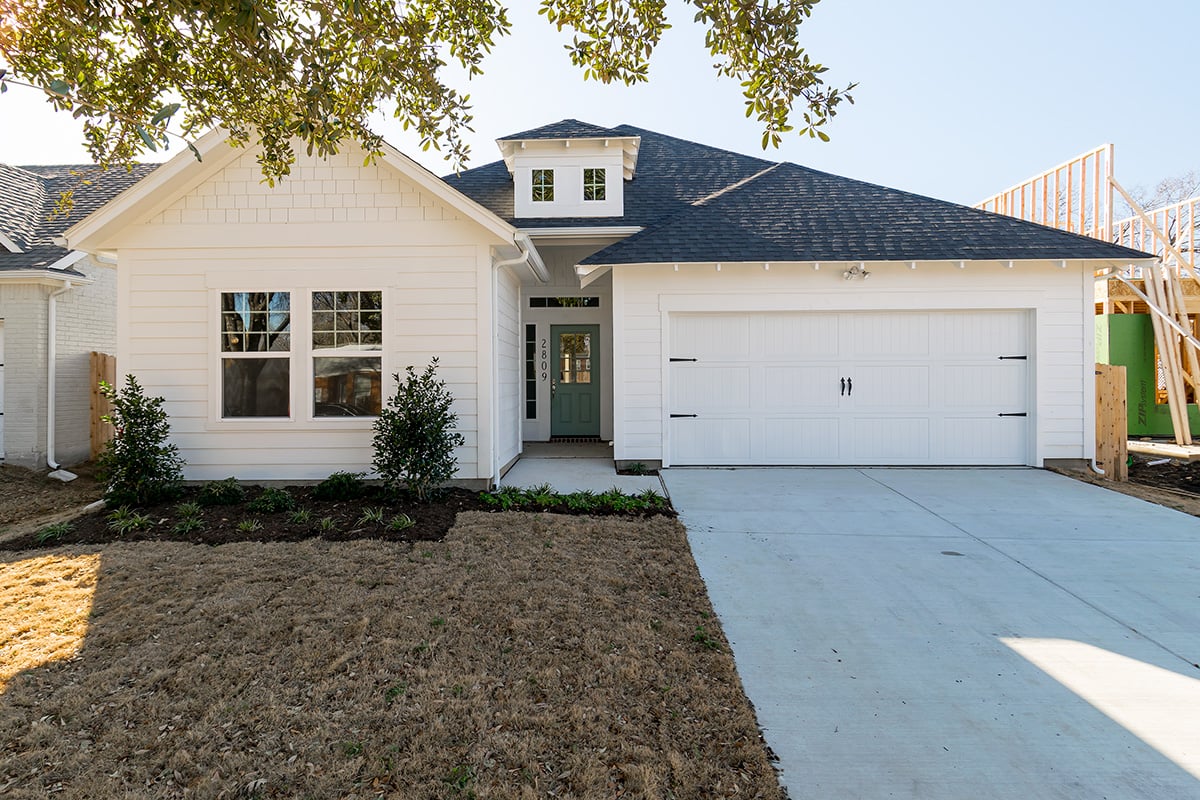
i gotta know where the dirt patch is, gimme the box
[0,513,784,799]
[1054,461,1200,518]
[0,463,104,532]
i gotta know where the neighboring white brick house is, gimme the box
[0,262,115,467]
[0,164,147,470]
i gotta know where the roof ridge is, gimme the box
[693,162,782,207]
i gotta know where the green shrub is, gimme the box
[312,470,367,501]
[34,521,72,544]
[372,358,465,502]
[106,507,152,535]
[197,476,245,506]
[96,376,185,507]
[248,486,296,513]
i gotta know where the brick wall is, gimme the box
[0,259,116,469]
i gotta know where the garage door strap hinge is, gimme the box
[997,412,1028,417]
[998,355,1027,360]
[670,413,698,418]
[669,357,698,362]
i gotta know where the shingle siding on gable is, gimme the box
[146,152,458,227]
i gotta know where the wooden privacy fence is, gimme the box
[90,351,116,459]
[1095,363,1128,481]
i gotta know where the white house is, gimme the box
[63,120,1154,483]
[0,163,153,470]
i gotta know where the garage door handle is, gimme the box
[670,413,698,418]
[840,377,846,396]
[997,412,1027,417]
[998,355,1028,360]
[669,357,698,362]
[847,378,853,396]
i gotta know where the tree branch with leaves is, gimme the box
[0,0,852,180]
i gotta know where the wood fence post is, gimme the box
[1095,363,1128,481]
[90,352,117,459]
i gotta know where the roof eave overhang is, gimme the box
[497,136,641,180]
[0,269,94,286]
[578,256,1162,271]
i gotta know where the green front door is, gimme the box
[551,325,601,437]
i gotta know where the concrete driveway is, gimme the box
[662,468,1200,799]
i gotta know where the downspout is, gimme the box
[47,280,77,476]
[488,234,545,487]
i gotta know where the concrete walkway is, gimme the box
[500,442,663,494]
[663,467,1200,799]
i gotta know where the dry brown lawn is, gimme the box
[0,512,783,799]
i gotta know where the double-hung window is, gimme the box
[311,291,383,417]
[221,292,291,418]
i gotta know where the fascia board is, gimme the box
[0,269,94,286]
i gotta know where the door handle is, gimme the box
[551,379,557,399]
[840,377,846,396]
[847,378,852,396]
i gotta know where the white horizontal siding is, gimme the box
[113,143,506,482]
[614,260,1092,466]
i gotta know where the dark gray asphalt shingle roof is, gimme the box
[445,124,773,229]
[0,163,156,272]
[451,120,1151,263]
[497,119,629,141]
[579,162,1154,264]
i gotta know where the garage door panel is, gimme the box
[938,311,1027,356]
[942,418,1028,464]
[847,418,931,462]
[763,418,841,463]
[850,365,930,409]
[671,314,750,359]
[944,363,1026,407]
[671,366,751,411]
[843,312,930,359]
[762,366,841,408]
[671,418,751,464]
[762,313,839,359]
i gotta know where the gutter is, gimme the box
[494,232,549,282]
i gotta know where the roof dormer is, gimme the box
[496,120,640,219]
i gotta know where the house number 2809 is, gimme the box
[539,338,548,380]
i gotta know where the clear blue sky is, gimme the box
[1,0,1196,205]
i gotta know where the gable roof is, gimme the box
[64,128,534,266]
[445,124,774,228]
[0,163,156,272]
[581,162,1154,265]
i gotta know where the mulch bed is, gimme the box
[0,483,674,551]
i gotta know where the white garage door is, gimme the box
[668,310,1031,466]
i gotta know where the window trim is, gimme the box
[208,287,386,429]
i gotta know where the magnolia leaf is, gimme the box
[47,79,72,96]
[135,125,158,151]
[186,140,203,162]
[150,102,181,125]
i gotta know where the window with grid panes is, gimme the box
[220,292,291,417]
[583,168,606,201]
[311,291,383,417]
[532,169,554,202]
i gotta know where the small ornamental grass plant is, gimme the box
[372,358,465,502]
[97,376,185,508]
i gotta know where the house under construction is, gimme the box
[976,145,1200,446]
